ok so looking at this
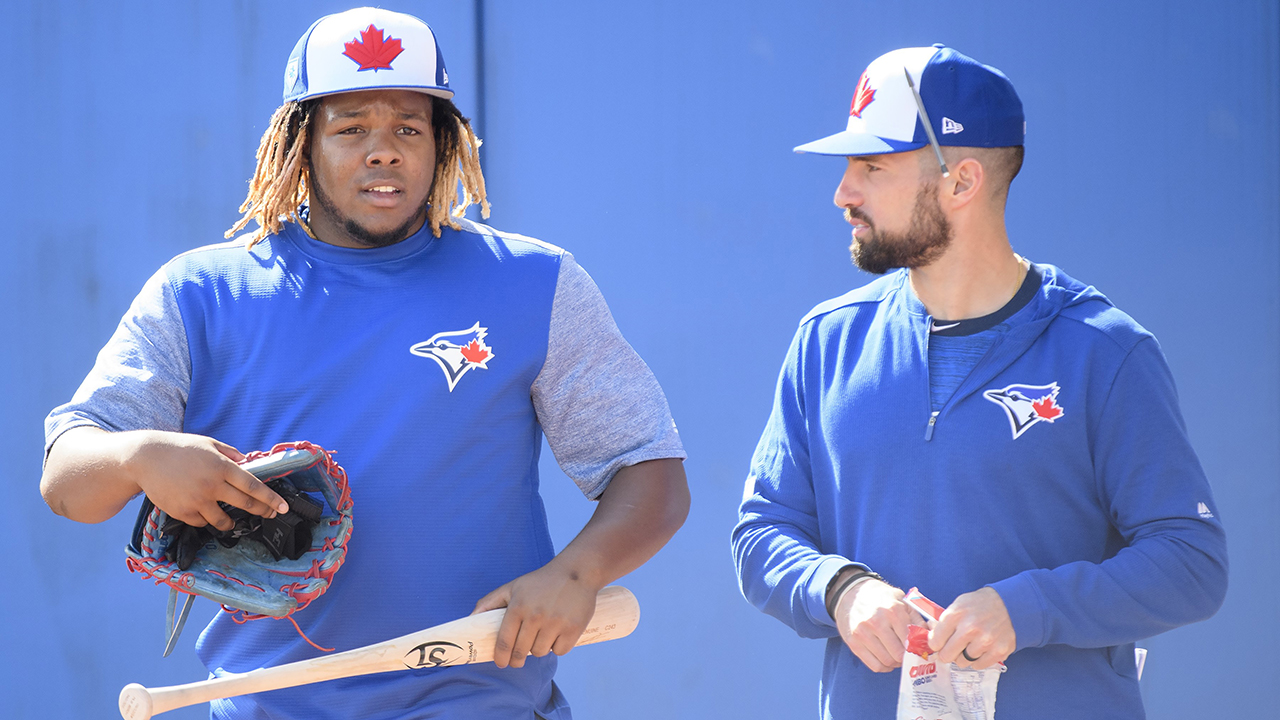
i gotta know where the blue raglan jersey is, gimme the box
[171,221,568,719]
[42,217,686,720]
[732,264,1228,719]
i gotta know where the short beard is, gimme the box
[848,181,953,274]
[308,169,430,249]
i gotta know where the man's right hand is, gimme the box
[830,574,917,673]
[127,430,289,531]
[41,426,288,527]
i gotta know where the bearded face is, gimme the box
[847,180,953,275]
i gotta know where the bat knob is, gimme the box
[119,683,154,720]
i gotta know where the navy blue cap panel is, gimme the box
[283,19,321,102]
[435,41,448,88]
[919,47,1024,148]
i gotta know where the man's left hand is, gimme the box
[928,587,1016,670]
[472,563,600,669]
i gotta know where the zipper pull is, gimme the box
[925,412,939,441]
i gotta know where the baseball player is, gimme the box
[732,45,1227,719]
[40,8,689,719]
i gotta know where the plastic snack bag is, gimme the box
[896,588,1005,720]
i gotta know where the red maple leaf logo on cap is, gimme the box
[1032,396,1063,421]
[343,25,405,71]
[849,72,876,118]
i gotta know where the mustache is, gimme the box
[843,207,873,226]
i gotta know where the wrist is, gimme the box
[825,564,885,620]
[545,552,609,593]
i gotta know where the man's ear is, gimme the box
[944,156,985,210]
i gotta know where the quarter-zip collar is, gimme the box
[892,263,1113,436]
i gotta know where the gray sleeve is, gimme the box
[43,268,191,459]
[532,254,686,499]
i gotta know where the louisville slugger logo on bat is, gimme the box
[119,586,640,720]
[404,640,476,668]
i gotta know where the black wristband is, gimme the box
[825,564,885,620]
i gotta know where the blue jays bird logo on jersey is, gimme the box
[983,382,1065,439]
[409,323,495,392]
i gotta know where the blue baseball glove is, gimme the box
[126,442,353,653]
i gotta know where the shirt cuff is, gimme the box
[987,573,1047,651]
[805,556,856,628]
[577,441,688,500]
[43,415,107,466]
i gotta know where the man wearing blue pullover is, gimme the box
[732,45,1227,719]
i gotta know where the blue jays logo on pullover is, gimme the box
[983,382,1065,439]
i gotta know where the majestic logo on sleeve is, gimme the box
[343,24,405,71]
[983,382,1065,439]
[849,72,876,118]
[409,323,494,392]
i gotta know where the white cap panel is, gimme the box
[303,8,441,99]
[846,46,940,142]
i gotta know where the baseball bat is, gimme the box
[119,585,640,720]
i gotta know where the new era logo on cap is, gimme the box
[284,7,453,103]
[795,45,1024,157]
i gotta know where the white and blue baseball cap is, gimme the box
[795,44,1024,156]
[283,7,452,103]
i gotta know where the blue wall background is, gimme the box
[3,1,1275,718]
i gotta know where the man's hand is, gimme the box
[928,587,1016,670]
[41,426,288,527]
[126,430,289,531]
[470,458,687,670]
[472,563,600,669]
[832,577,917,672]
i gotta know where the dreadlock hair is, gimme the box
[226,95,490,248]
[426,96,490,236]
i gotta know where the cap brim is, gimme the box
[793,129,925,156]
[290,85,455,103]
